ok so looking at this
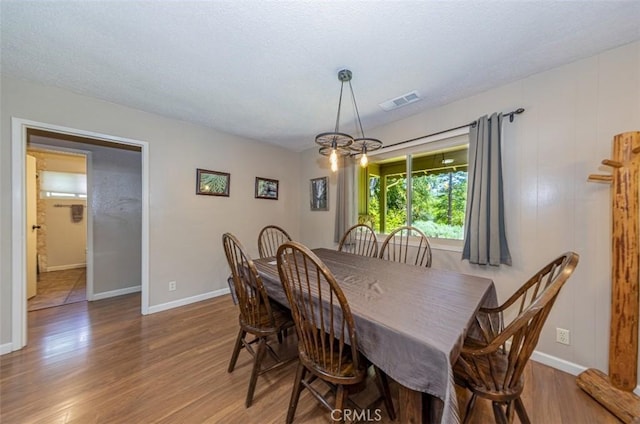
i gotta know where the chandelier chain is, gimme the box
[348,80,365,139]
[334,81,345,135]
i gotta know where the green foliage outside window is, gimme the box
[365,153,468,240]
[411,171,467,239]
[368,177,382,231]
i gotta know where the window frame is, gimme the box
[359,128,470,249]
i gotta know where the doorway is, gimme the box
[11,118,150,351]
[26,147,89,311]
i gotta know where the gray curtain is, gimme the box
[462,113,512,266]
[334,156,357,243]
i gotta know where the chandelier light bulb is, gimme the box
[360,153,368,167]
[329,148,338,165]
[331,158,338,172]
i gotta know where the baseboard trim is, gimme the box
[530,350,587,376]
[91,285,141,301]
[45,263,86,272]
[0,342,14,355]
[530,350,640,396]
[147,288,230,315]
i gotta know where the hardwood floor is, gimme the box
[1,293,621,423]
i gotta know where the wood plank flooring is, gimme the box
[1,293,621,423]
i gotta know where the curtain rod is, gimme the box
[380,107,525,150]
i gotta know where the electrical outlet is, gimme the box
[169,281,177,291]
[556,328,570,345]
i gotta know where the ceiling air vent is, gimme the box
[379,90,422,111]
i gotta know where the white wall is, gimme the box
[1,75,302,346]
[90,144,141,293]
[300,41,640,374]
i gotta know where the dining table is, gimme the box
[253,248,497,424]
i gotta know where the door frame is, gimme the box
[11,117,150,350]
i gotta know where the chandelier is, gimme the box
[315,69,383,172]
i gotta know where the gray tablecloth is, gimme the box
[254,248,497,424]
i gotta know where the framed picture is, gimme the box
[196,169,230,196]
[255,177,279,200]
[310,176,329,211]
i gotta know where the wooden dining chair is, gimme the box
[337,224,379,258]
[258,225,292,259]
[276,241,395,423]
[222,232,295,407]
[454,251,579,424]
[379,225,432,267]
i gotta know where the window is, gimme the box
[40,171,87,199]
[358,134,468,240]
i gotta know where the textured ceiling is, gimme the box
[2,1,640,151]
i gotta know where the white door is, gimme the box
[26,155,38,299]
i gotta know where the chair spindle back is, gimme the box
[459,251,579,396]
[258,225,292,259]
[223,232,276,332]
[277,241,361,376]
[379,225,432,267]
[338,224,379,258]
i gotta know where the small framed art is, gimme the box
[196,169,230,197]
[255,177,279,200]
[310,176,328,211]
